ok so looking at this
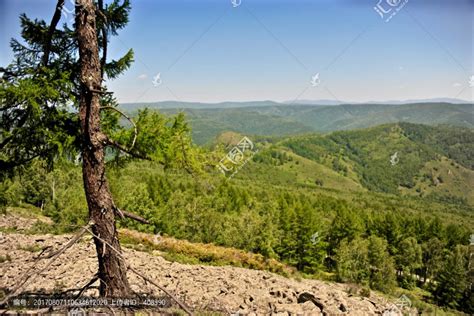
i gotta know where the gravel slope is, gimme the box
[0,214,410,315]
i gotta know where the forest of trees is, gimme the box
[1,156,472,312]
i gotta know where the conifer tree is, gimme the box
[0,0,197,296]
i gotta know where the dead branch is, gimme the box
[106,136,150,160]
[121,210,150,224]
[75,273,100,298]
[0,222,93,306]
[113,206,150,224]
[84,227,193,316]
[101,106,137,150]
[41,0,65,66]
[89,87,112,95]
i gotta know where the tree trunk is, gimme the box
[75,0,132,297]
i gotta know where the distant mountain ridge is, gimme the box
[120,100,281,111]
[120,98,472,111]
[284,98,472,105]
[123,102,473,144]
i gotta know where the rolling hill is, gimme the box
[231,123,474,206]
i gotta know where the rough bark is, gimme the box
[75,0,132,297]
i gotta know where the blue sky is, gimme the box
[1,0,473,103]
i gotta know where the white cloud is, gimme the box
[137,74,148,80]
[452,82,462,87]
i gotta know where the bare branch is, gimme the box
[75,274,100,298]
[42,0,65,66]
[106,136,150,160]
[101,105,137,150]
[121,210,150,224]
[113,205,149,224]
[89,87,112,95]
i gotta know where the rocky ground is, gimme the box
[0,213,413,315]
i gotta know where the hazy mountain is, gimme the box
[286,102,474,132]
[121,98,471,111]
[149,102,473,144]
[284,99,344,106]
[287,98,471,105]
[120,100,280,111]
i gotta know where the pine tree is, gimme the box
[433,245,470,310]
[395,237,422,289]
[1,0,196,297]
[335,237,370,285]
[327,206,363,255]
[421,237,444,285]
[367,236,396,293]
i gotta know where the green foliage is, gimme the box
[335,237,370,286]
[2,152,473,311]
[327,206,363,255]
[420,237,444,285]
[0,0,135,177]
[335,236,396,293]
[281,123,473,198]
[400,122,474,169]
[432,246,471,311]
[366,236,396,293]
[110,109,205,173]
[395,237,422,289]
[0,67,79,175]
[253,148,292,166]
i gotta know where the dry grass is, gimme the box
[119,228,296,277]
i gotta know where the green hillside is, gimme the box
[159,107,313,145]
[289,103,474,132]
[230,123,474,206]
